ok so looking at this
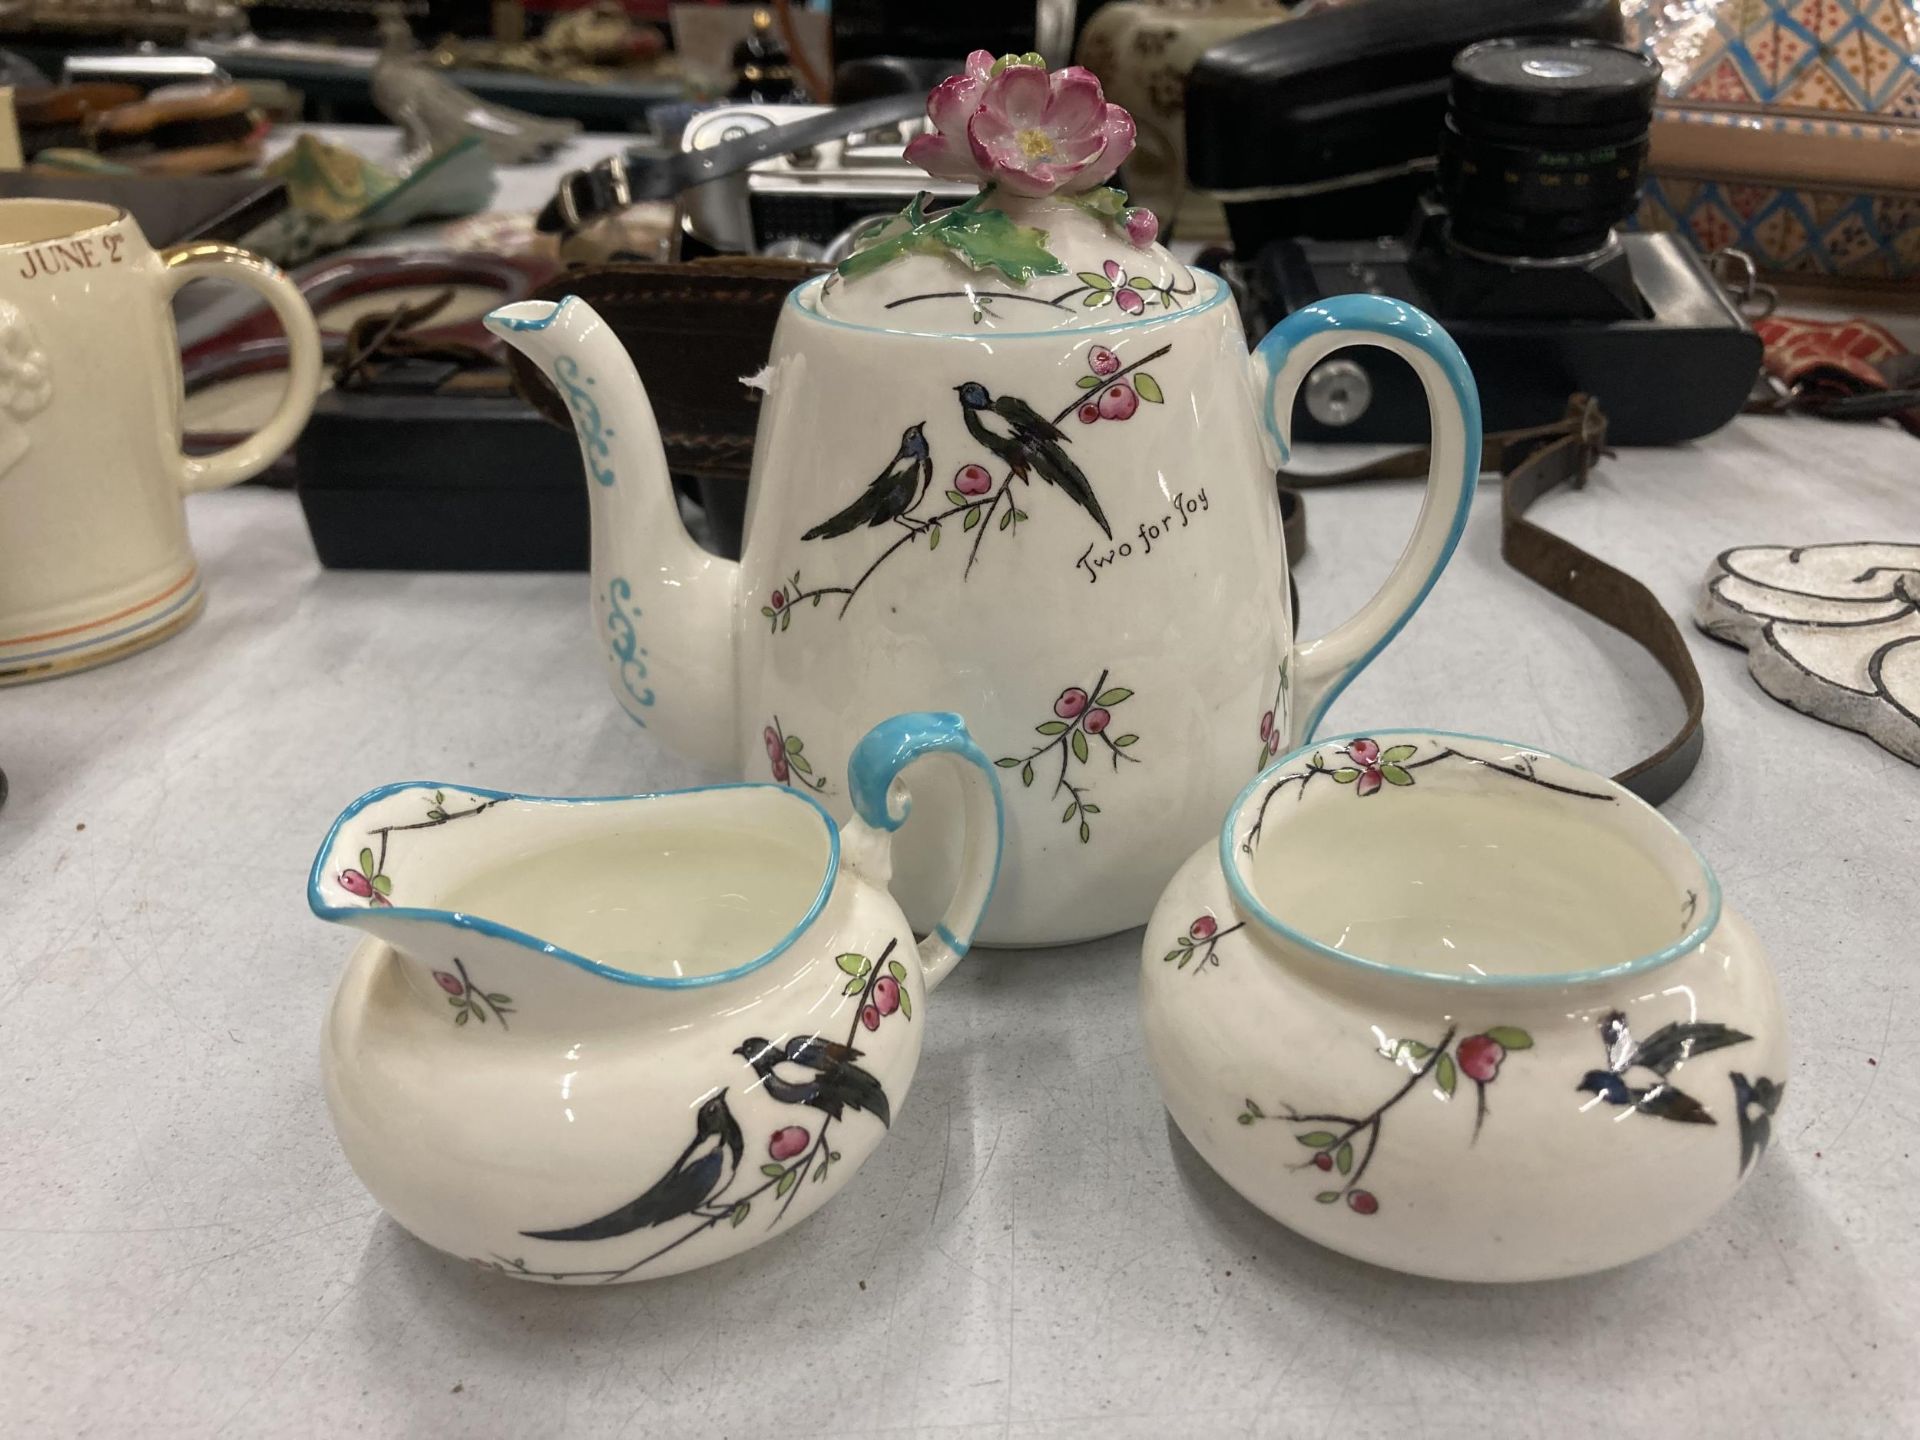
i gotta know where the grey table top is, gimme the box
[3,410,1916,1438]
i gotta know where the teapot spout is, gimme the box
[486,296,739,771]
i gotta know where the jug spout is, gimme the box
[486,297,739,771]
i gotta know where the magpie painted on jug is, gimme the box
[485,51,1482,944]
[310,713,1003,1283]
[1141,730,1788,1281]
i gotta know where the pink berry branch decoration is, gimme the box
[763,715,827,792]
[1162,913,1246,974]
[767,346,1173,629]
[1238,1023,1534,1215]
[1242,737,1614,853]
[1254,661,1289,771]
[335,789,503,909]
[994,670,1140,844]
[432,956,514,1029]
[477,941,908,1284]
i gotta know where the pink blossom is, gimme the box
[769,1125,810,1161]
[1190,915,1218,941]
[907,53,1135,198]
[338,869,373,898]
[433,970,465,996]
[1115,287,1146,315]
[1124,208,1159,248]
[1347,739,1381,766]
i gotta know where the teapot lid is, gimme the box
[811,51,1201,333]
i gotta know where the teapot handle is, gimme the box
[847,713,1005,990]
[1251,295,1481,745]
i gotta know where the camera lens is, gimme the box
[1439,38,1661,260]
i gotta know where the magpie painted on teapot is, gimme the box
[310,713,1002,1283]
[485,54,1481,945]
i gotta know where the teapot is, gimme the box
[310,713,1002,1282]
[488,54,1481,944]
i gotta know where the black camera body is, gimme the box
[1189,3,1763,445]
[1261,203,1760,446]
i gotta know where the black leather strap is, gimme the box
[536,92,928,237]
[1281,396,1704,804]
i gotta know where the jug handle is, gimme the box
[847,713,1005,991]
[161,243,323,494]
[1251,295,1481,745]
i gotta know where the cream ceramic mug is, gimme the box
[0,199,320,684]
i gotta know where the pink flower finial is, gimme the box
[905,50,1136,200]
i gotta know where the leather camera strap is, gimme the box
[1279,396,1704,804]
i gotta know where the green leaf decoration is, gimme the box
[1381,744,1418,763]
[1237,1112,1254,1125]
[1082,292,1110,308]
[930,207,1063,282]
[898,989,911,1020]
[1405,1041,1434,1060]
[1094,687,1133,705]
[1484,1026,1534,1050]
[1133,374,1164,405]
[1336,1142,1353,1175]
[426,809,447,822]
[946,489,969,505]
[1297,1131,1337,1148]
[370,874,392,896]
[963,508,981,531]
[842,977,863,996]
[730,1202,750,1227]
[998,507,1013,530]
[761,606,775,619]
[1381,763,1414,786]
[1334,768,1360,784]
[887,960,907,983]
[432,791,445,805]
[1071,730,1090,764]
[1078,270,1115,291]
[1081,803,1100,814]
[1114,734,1139,747]
[1068,185,1130,223]
[780,609,791,632]
[995,757,1022,768]
[811,594,822,607]
[835,953,867,976]
[775,1169,798,1198]
[830,1151,841,1162]
[761,1162,786,1179]
[1062,802,1078,822]
[1244,1099,1265,1118]
[1078,820,1091,843]
[790,754,814,776]
[1315,1191,1340,1204]
[1076,375,1102,389]
[1435,1052,1458,1097]
[1020,763,1033,787]
[358,848,375,877]
[1014,510,1029,521]
[448,995,463,1007]
[813,1161,829,1183]
[927,525,942,551]
[1036,720,1069,736]
[454,1008,468,1025]
[785,736,804,754]
[487,993,511,1005]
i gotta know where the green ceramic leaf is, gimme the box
[1237,1112,1254,1125]
[946,489,969,505]
[1069,185,1130,222]
[761,607,776,619]
[963,508,981,531]
[426,809,447,822]
[730,1202,750,1227]
[1381,763,1414,786]
[1336,1142,1353,1175]
[1381,744,1418,763]
[927,525,942,550]
[1077,375,1102,389]
[898,989,911,1020]
[887,959,907,983]
[1095,687,1133,705]
[1078,270,1115,291]
[998,507,1013,530]
[454,1008,468,1025]
[1436,1053,1458,1097]
[1082,292,1109,308]
[775,1170,798,1198]
[780,609,791,632]
[1078,820,1090,843]
[842,977,863,996]
[930,208,1064,282]
[1297,1131,1336,1148]
[785,736,803,754]
[995,757,1022,767]
[487,993,510,1005]
[1334,768,1360,784]
[1485,1026,1534,1049]
[1062,802,1078,822]
[1072,730,1090,764]
[1020,763,1034,787]
[1244,1099,1264,1118]
[1081,803,1100,814]
[1133,374,1164,405]
[836,953,867,975]
[790,754,813,775]
[358,848,375,876]
[1036,720,1069,736]
[1014,510,1029,521]
[370,874,392,896]
[1114,734,1138,747]
[1315,1191,1340,1204]
[761,1162,787,1179]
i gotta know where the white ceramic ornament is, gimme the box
[1141,730,1787,1282]
[311,714,1002,1283]
[1697,542,1920,766]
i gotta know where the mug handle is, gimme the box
[847,712,1005,990]
[1252,294,1481,746]
[161,242,322,495]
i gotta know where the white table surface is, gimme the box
[6,346,1920,1431]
